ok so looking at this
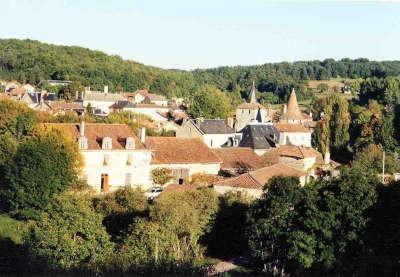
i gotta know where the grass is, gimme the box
[0,213,27,244]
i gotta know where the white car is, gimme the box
[144,187,163,200]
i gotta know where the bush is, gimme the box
[0,127,82,216]
[24,195,114,273]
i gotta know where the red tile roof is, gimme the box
[285,89,303,121]
[145,137,221,164]
[214,163,306,190]
[262,146,324,166]
[213,147,264,171]
[41,123,145,150]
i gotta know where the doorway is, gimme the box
[101,174,109,192]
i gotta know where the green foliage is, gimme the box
[351,144,399,175]
[115,188,218,273]
[25,194,114,273]
[312,94,350,153]
[58,81,84,102]
[0,100,35,140]
[92,188,148,241]
[188,85,232,119]
[203,192,252,259]
[151,168,173,185]
[0,127,82,216]
[247,171,378,274]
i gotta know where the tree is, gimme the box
[351,144,399,175]
[312,94,350,154]
[59,81,84,102]
[247,176,302,273]
[151,168,173,186]
[187,85,232,119]
[203,192,252,259]
[0,126,82,216]
[247,170,378,274]
[25,195,114,272]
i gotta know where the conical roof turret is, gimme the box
[285,88,303,121]
[249,81,257,104]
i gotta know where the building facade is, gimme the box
[43,122,152,192]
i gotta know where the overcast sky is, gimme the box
[1,0,400,69]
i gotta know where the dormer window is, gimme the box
[102,137,112,150]
[125,137,135,150]
[78,136,88,150]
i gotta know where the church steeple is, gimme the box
[249,81,257,104]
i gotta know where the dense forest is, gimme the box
[1,38,400,103]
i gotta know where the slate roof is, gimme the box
[239,124,276,150]
[110,100,135,110]
[213,147,264,171]
[214,163,306,190]
[144,137,221,164]
[41,123,145,150]
[192,119,235,134]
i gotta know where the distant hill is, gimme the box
[1,38,400,101]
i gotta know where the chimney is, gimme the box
[35,92,38,103]
[104,85,108,94]
[79,121,85,137]
[75,91,78,100]
[139,127,146,143]
[324,152,330,165]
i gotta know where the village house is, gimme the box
[272,123,312,147]
[82,86,125,115]
[212,147,264,176]
[239,122,276,155]
[233,82,275,132]
[144,136,221,184]
[124,103,171,122]
[213,163,307,198]
[42,122,153,192]
[176,118,238,148]
[123,89,169,106]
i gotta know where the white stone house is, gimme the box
[176,118,238,148]
[144,136,221,184]
[43,122,152,192]
[272,123,312,147]
[82,87,125,115]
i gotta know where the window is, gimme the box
[125,137,135,150]
[125,173,132,186]
[248,109,251,114]
[78,137,88,150]
[102,137,112,150]
[210,140,213,147]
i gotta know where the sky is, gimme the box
[1,0,400,70]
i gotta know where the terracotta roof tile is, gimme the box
[262,146,324,166]
[285,89,303,120]
[213,147,264,171]
[274,123,310,133]
[41,123,144,150]
[214,163,306,190]
[145,137,221,164]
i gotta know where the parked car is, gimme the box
[144,186,163,200]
